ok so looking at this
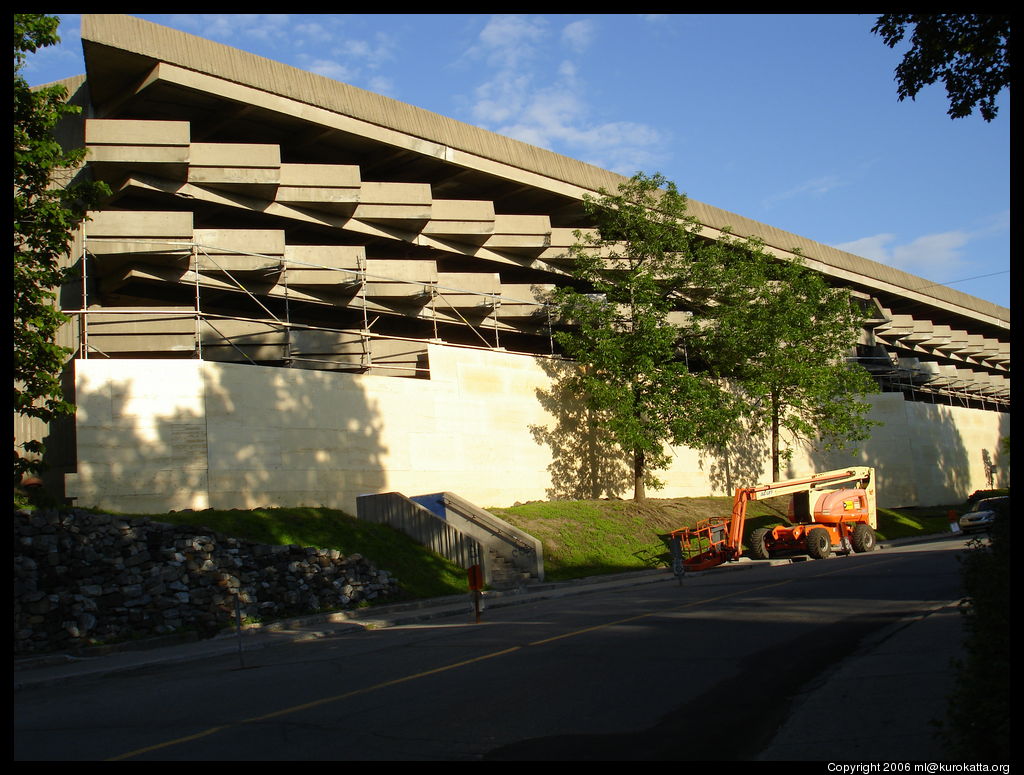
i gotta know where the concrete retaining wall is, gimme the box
[65,345,1010,514]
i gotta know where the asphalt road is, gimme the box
[14,537,968,761]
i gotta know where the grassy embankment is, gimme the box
[74,494,976,595]
[489,496,965,581]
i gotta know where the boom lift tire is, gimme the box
[851,523,877,553]
[806,527,832,559]
[748,527,772,560]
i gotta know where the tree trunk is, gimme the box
[771,390,780,482]
[633,447,646,501]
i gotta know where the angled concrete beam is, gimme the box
[283,245,365,272]
[281,245,364,290]
[873,314,917,338]
[84,210,194,258]
[495,283,555,320]
[188,142,280,180]
[931,329,972,359]
[199,318,288,344]
[985,342,1011,367]
[364,338,429,378]
[85,119,190,183]
[289,329,367,355]
[365,259,438,284]
[355,182,432,223]
[436,272,501,310]
[362,259,437,301]
[913,324,952,348]
[484,214,552,251]
[899,321,944,344]
[82,308,197,353]
[421,199,495,242]
[192,229,285,274]
[116,173,552,271]
[276,163,360,213]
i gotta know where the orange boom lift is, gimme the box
[665,467,877,572]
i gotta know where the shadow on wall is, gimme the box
[72,364,209,512]
[981,437,1011,490]
[71,358,390,516]
[202,362,390,513]
[14,364,79,501]
[804,395,1005,507]
[528,357,632,500]
[697,414,771,495]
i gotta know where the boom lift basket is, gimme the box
[661,516,736,573]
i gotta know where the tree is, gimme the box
[552,173,879,498]
[872,14,1010,121]
[551,173,741,500]
[14,14,109,480]
[694,236,878,482]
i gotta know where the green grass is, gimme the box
[32,491,976,598]
[876,505,959,540]
[489,500,655,580]
[490,495,966,580]
[489,496,792,581]
[79,505,469,601]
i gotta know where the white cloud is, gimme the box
[835,230,970,276]
[465,14,666,174]
[891,231,970,273]
[763,175,845,209]
[561,20,595,53]
[473,14,548,69]
[833,233,897,263]
[167,14,291,43]
[292,26,395,89]
[21,40,83,82]
[367,75,395,96]
[293,22,335,43]
[336,33,395,69]
[305,59,355,82]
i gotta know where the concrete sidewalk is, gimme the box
[757,600,964,761]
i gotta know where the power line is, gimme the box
[912,270,1009,293]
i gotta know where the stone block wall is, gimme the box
[66,350,1011,515]
[13,508,398,655]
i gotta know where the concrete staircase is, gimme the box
[486,549,538,590]
[357,491,545,591]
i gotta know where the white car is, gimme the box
[958,497,1008,534]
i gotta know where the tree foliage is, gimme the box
[872,14,1010,121]
[940,504,1009,758]
[14,14,109,478]
[552,173,742,500]
[693,237,878,481]
[553,172,877,498]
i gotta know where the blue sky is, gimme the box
[24,13,1010,309]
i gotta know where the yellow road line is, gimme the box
[107,646,521,760]
[527,578,793,646]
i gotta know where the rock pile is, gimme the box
[14,508,399,655]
